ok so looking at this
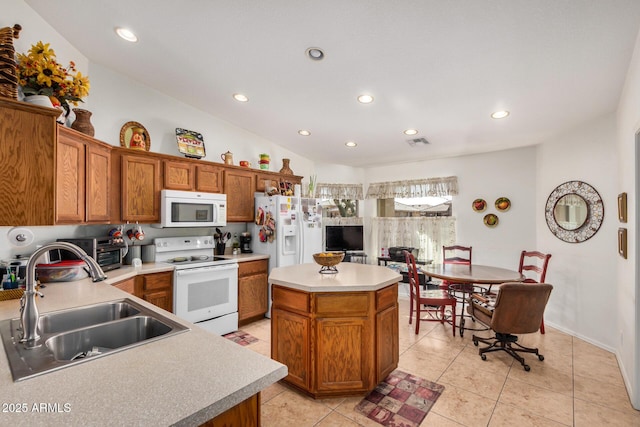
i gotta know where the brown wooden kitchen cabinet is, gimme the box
[271,283,398,399]
[137,271,173,312]
[238,259,268,325]
[223,169,256,222]
[0,99,112,226]
[199,393,260,427]
[119,153,162,223]
[112,277,136,295]
[163,159,194,191]
[163,159,224,193]
[56,127,111,224]
[0,99,61,225]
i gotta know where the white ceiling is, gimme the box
[26,0,640,167]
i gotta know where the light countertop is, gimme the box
[269,262,402,292]
[0,263,286,426]
[215,253,269,263]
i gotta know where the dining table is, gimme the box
[420,263,525,336]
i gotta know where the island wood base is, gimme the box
[271,283,399,399]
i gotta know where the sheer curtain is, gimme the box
[370,217,456,263]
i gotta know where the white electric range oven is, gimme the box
[155,236,238,335]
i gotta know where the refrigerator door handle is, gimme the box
[297,203,304,264]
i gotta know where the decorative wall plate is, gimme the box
[120,121,150,151]
[472,198,487,212]
[483,213,499,228]
[495,197,511,212]
[545,181,603,243]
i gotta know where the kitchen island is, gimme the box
[0,264,286,426]
[269,262,401,399]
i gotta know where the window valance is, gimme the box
[365,176,458,199]
[316,183,364,200]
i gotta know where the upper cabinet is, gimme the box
[163,159,223,193]
[0,98,113,226]
[1,98,305,225]
[224,169,256,222]
[118,152,162,223]
[56,127,111,224]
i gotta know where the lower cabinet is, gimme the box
[238,260,268,325]
[271,283,398,398]
[139,271,173,312]
[111,271,173,313]
[199,393,260,427]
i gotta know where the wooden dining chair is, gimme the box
[440,245,472,289]
[405,250,456,336]
[518,250,552,334]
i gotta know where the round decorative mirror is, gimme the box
[553,194,588,231]
[545,181,603,243]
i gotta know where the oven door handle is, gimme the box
[176,264,238,276]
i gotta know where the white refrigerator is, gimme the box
[252,194,323,316]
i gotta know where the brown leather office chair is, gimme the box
[518,250,552,334]
[405,250,457,335]
[468,282,553,371]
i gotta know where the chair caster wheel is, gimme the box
[481,354,486,361]
[524,365,530,371]
[473,340,478,346]
[538,355,544,361]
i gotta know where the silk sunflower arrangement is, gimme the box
[16,41,90,111]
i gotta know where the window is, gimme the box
[322,199,359,218]
[377,196,452,217]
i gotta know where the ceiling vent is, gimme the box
[406,137,430,146]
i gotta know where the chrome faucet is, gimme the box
[20,242,107,346]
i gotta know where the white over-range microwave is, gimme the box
[157,189,227,228]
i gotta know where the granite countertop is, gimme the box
[0,263,286,426]
[269,262,402,292]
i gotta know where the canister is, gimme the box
[141,245,156,263]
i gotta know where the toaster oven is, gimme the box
[56,237,126,271]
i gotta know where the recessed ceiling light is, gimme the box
[233,93,249,102]
[345,141,357,148]
[298,130,311,136]
[305,47,325,61]
[357,94,374,104]
[404,129,418,136]
[115,27,138,42]
[491,110,510,119]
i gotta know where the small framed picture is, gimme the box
[618,228,627,259]
[120,121,151,151]
[618,192,627,223]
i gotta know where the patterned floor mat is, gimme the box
[223,330,259,346]
[355,369,444,426]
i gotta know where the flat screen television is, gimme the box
[325,225,364,252]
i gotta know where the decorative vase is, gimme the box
[71,108,95,136]
[23,94,53,108]
[279,158,293,175]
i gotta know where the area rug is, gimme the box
[355,369,444,427]
[223,330,259,346]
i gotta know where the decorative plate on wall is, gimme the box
[495,197,511,212]
[120,121,150,151]
[472,199,487,212]
[483,213,499,228]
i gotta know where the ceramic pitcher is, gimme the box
[221,151,234,165]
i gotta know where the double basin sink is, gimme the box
[0,298,189,381]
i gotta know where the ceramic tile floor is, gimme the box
[239,296,640,426]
